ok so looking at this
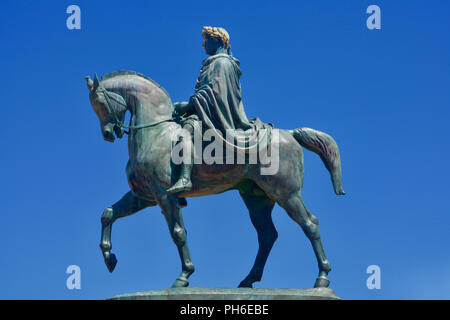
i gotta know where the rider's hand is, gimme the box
[173,101,190,115]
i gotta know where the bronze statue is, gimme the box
[86,26,345,289]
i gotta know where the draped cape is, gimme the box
[188,53,270,149]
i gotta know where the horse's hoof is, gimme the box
[171,277,189,288]
[238,281,253,288]
[314,276,330,288]
[105,253,117,273]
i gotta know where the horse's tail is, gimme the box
[290,128,345,195]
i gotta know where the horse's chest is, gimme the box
[126,158,171,197]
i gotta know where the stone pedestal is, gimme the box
[108,287,340,300]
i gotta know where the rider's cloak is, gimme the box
[188,53,263,145]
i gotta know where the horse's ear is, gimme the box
[93,73,100,90]
[85,76,94,91]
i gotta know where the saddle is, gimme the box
[175,115,273,156]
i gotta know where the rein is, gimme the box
[100,87,173,134]
[99,87,270,153]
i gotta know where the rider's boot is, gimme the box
[167,125,194,194]
[167,162,193,194]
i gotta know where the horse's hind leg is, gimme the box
[100,191,155,272]
[238,190,277,288]
[278,193,332,288]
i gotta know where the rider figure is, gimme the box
[167,26,254,194]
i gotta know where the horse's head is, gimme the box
[85,73,127,142]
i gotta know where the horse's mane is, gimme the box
[101,70,170,98]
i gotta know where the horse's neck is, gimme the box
[124,87,174,160]
[127,91,173,127]
[104,76,173,158]
[104,76,173,127]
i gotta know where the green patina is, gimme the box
[86,27,345,290]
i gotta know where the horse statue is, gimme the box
[85,70,345,289]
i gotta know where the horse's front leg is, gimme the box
[100,191,155,272]
[157,192,195,288]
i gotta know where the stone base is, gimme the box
[108,287,340,300]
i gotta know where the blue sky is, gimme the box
[0,0,449,299]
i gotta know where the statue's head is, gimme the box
[85,74,126,142]
[202,26,230,55]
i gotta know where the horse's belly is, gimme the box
[179,164,246,197]
[126,155,247,198]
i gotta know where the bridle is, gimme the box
[99,86,173,135]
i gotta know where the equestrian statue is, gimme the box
[85,26,345,289]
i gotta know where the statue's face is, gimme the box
[202,34,220,55]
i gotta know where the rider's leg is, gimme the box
[167,123,194,194]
